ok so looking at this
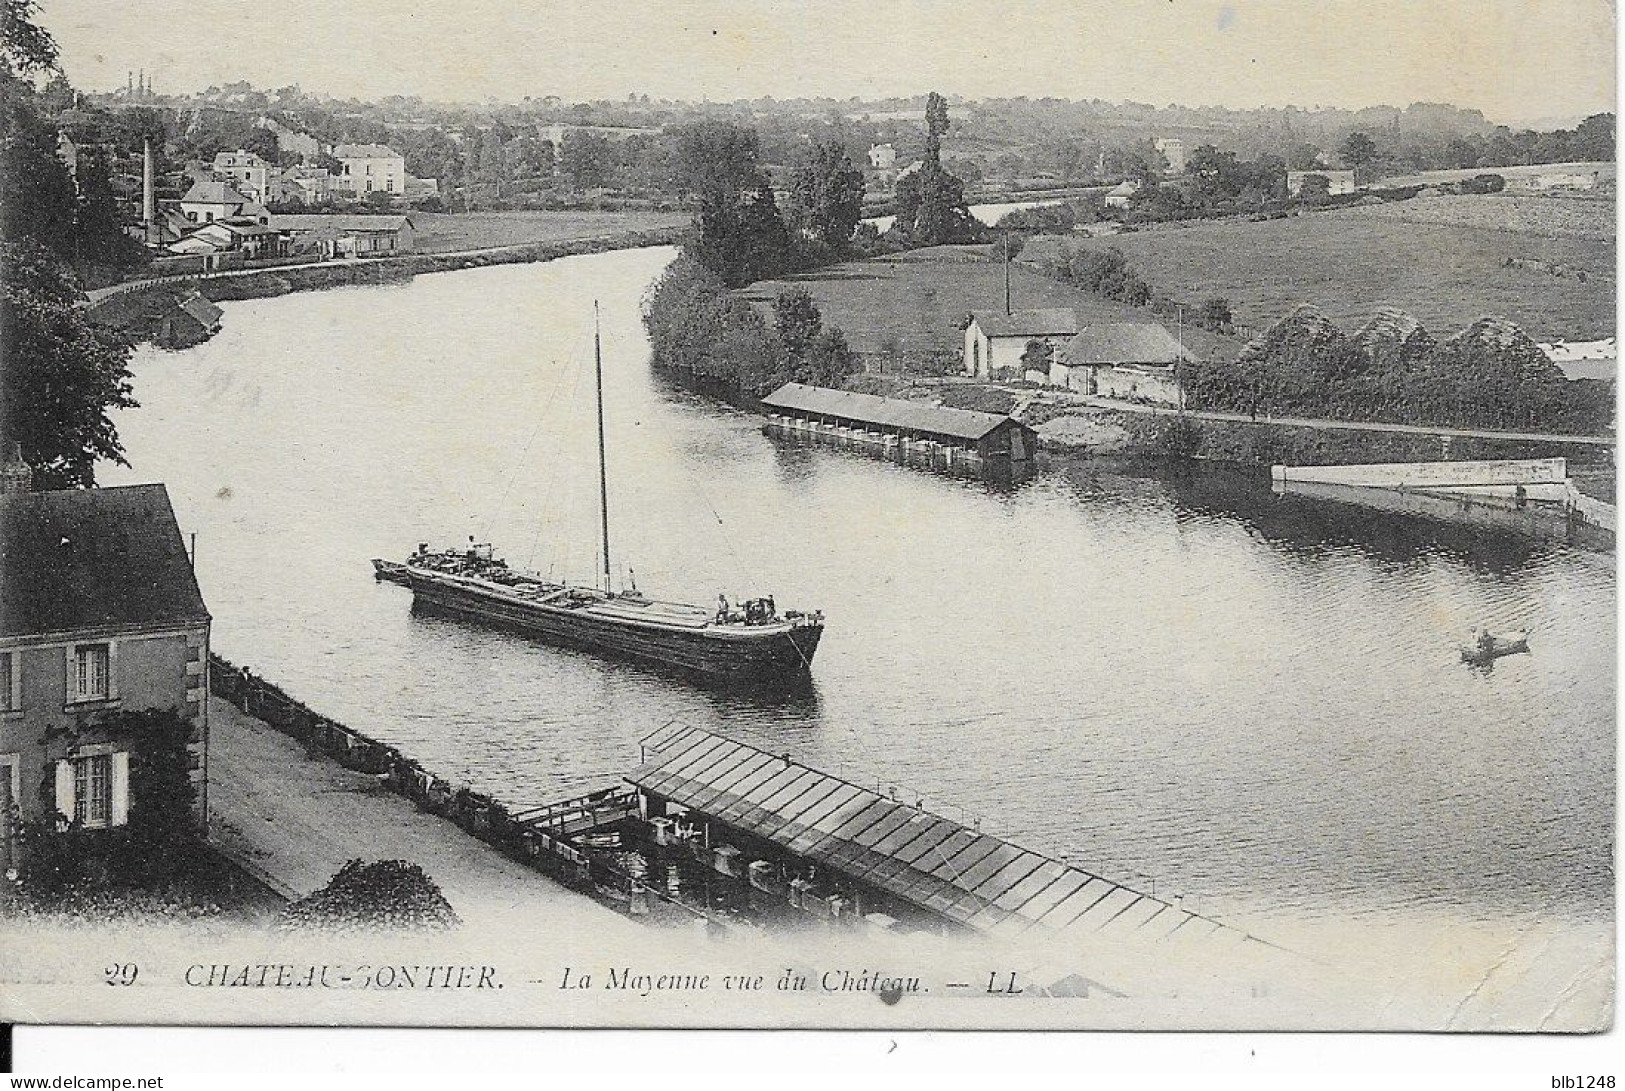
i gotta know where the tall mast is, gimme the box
[594,302,611,593]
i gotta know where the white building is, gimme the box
[963,309,1081,380]
[867,143,897,170]
[330,143,407,197]
[1153,138,1186,175]
[1103,179,1141,207]
[211,150,272,204]
[1287,169,1358,197]
[178,180,268,225]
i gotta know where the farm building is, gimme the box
[1049,322,1192,407]
[1286,170,1358,197]
[1103,179,1141,207]
[963,308,1080,379]
[270,214,416,258]
[761,382,1037,463]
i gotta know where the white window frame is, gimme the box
[55,745,129,831]
[0,650,18,712]
[0,752,19,872]
[65,641,118,706]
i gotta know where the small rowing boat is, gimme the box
[1461,629,1530,665]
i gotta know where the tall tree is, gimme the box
[1339,131,1378,170]
[788,140,864,249]
[1,241,137,486]
[0,0,59,76]
[667,120,762,198]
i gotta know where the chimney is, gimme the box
[0,443,34,495]
[143,138,157,240]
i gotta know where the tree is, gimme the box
[667,120,763,198]
[1339,131,1378,170]
[1296,173,1332,201]
[1199,297,1233,332]
[788,140,864,249]
[890,92,979,247]
[1572,113,1615,161]
[1,74,77,262]
[1020,339,1053,374]
[1,0,59,76]
[72,146,144,272]
[772,288,823,363]
[242,127,279,164]
[1,241,137,486]
[559,130,613,189]
[1285,142,1324,171]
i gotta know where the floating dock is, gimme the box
[1272,457,1614,542]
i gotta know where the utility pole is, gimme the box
[1003,234,1012,315]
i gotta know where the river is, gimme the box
[866,198,1070,234]
[101,244,1613,1006]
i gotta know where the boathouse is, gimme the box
[761,383,1037,465]
[624,723,1281,959]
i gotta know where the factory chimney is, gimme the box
[142,138,157,244]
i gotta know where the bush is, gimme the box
[939,385,1017,414]
[1462,173,1506,195]
[277,860,461,933]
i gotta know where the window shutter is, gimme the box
[54,760,75,826]
[110,752,130,827]
[106,641,120,699]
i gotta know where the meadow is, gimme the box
[1025,194,1614,343]
[410,209,689,254]
[740,244,1234,366]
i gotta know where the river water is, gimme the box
[103,245,1613,970]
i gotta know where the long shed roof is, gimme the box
[761,383,1024,442]
[629,724,1279,956]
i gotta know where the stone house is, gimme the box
[1,466,211,871]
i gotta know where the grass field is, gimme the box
[740,244,1235,364]
[1026,194,1614,342]
[410,210,689,254]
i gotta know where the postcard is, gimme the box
[0,0,1614,1035]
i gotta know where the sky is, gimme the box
[40,0,1618,126]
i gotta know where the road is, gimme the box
[204,696,648,939]
[82,227,675,305]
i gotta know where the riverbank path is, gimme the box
[81,228,674,306]
[204,696,647,940]
[1062,393,1616,447]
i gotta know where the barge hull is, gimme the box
[410,580,821,682]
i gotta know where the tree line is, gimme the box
[2,3,141,488]
[1176,306,1613,435]
[642,259,857,397]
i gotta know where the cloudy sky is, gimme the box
[40,0,1617,125]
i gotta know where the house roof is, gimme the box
[1060,323,1193,366]
[179,293,223,328]
[968,308,1080,339]
[331,143,401,159]
[629,723,1286,955]
[0,485,209,639]
[269,214,413,234]
[180,180,250,206]
[761,383,1022,442]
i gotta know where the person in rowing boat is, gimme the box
[717,593,730,623]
